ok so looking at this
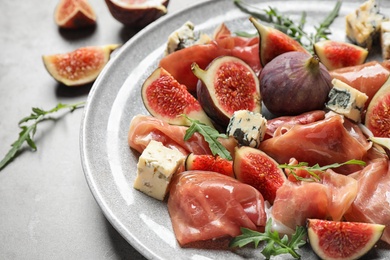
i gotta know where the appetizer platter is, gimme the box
[80,0,390,259]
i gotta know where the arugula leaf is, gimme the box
[278,159,366,182]
[182,115,232,160]
[0,101,85,171]
[233,0,342,53]
[230,218,306,259]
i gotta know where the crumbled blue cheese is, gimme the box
[226,110,267,148]
[133,140,185,200]
[165,21,211,55]
[325,79,368,122]
[381,21,390,59]
[346,0,388,50]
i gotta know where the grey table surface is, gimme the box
[0,0,206,259]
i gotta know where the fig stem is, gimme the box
[191,62,206,80]
[305,55,320,74]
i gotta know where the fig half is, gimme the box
[249,17,308,67]
[42,44,119,86]
[307,219,385,260]
[141,67,214,127]
[54,0,96,29]
[314,40,368,71]
[105,0,169,28]
[192,56,261,128]
[365,76,390,137]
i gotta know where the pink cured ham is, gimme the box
[271,169,358,234]
[168,170,267,246]
[128,115,237,155]
[344,158,390,244]
[259,114,371,175]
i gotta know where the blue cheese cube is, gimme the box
[381,21,390,59]
[226,110,267,148]
[325,79,368,122]
[133,140,185,200]
[346,0,388,50]
[165,21,211,55]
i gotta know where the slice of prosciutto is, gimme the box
[128,115,237,156]
[167,170,267,246]
[344,158,390,245]
[271,169,358,235]
[259,114,371,175]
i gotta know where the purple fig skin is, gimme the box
[259,51,332,116]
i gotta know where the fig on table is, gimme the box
[54,0,96,29]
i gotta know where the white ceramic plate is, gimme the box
[80,0,390,259]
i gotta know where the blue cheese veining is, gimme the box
[133,140,185,200]
[345,0,388,50]
[226,110,267,148]
[325,79,368,122]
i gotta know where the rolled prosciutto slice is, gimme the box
[128,115,237,155]
[344,158,390,244]
[271,169,358,234]
[259,114,371,175]
[167,171,267,246]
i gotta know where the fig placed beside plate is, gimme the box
[105,0,169,28]
[54,0,97,29]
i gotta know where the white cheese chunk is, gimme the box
[381,21,390,59]
[345,0,388,50]
[226,110,267,148]
[325,79,368,123]
[165,21,211,55]
[133,140,185,200]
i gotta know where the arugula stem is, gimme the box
[0,101,85,171]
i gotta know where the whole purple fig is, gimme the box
[259,51,332,116]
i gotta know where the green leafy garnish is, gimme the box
[278,159,366,182]
[0,101,85,171]
[233,0,342,53]
[182,115,232,160]
[230,218,306,259]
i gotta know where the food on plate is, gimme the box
[307,218,385,260]
[249,17,308,67]
[167,170,267,247]
[159,31,260,94]
[125,1,390,257]
[104,0,169,28]
[226,110,267,148]
[233,146,286,204]
[54,0,96,29]
[381,21,390,59]
[165,21,211,55]
[346,0,388,50]
[325,78,369,122]
[259,51,333,116]
[365,76,390,137]
[313,40,368,70]
[184,153,234,177]
[343,158,390,244]
[133,140,185,200]
[330,61,390,109]
[192,56,261,127]
[259,113,371,175]
[271,168,358,234]
[141,67,214,127]
[42,45,119,86]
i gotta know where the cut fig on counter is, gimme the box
[307,219,385,260]
[141,67,214,127]
[54,0,96,29]
[314,40,368,71]
[192,56,261,128]
[259,51,332,116]
[365,76,390,138]
[42,44,119,87]
[249,17,308,67]
[233,146,286,204]
[105,0,169,28]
